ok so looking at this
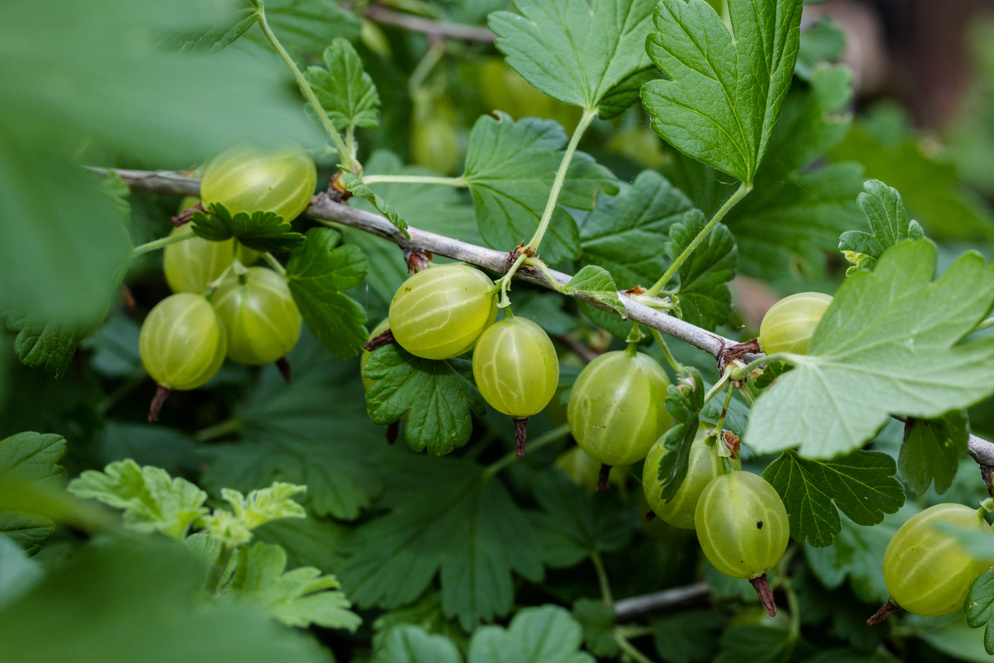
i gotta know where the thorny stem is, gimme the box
[361,174,467,187]
[256,7,355,172]
[132,228,196,256]
[525,257,568,294]
[646,181,752,297]
[590,549,614,606]
[483,423,570,477]
[523,107,598,256]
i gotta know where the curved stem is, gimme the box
[497,252,529,308]
[646,181,752,297]
[590,549,614,605]
[524,257,567,294]
[263,252,287,277]
[613,632,658,663]
[729,351,797,380]
[524,107,598,253]
[650,329,683,373]
[132,228,196,256]
[361,174,467,187]
[256,7,354,172]
[703,371,731,405]
[408,41,445,96]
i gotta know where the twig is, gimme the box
[364,5,497,42]
[613,582,710,620]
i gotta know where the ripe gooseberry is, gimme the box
[200,144,317,222]
[388,264,498,360]
[642,429,741,530]
[567,348,672,484]
[139,293,227,421]
[758,292,833,355]
[876,503,994,620]
[695,470,789,615]
[472,315,559,455]
[211,267,302,366]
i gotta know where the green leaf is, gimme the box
[655,369,705,502]
[905,610,994,663]
[306,38,380,131]
[463,113,618,263]
[340,172,410,238]
[641,0,804,183]
[0,433,66,553]
[164,6,258,53]
[761,450,905,547]
[338,454,543,631]
[248,0,361,60]
[373,625,462,663]
[714,625,797,663]
[572,599,618,658]
[965,569,994,655]
[577,170,696,289]
[532,473,638,568]
[664,211,737,330]
[191,203,305,253]
[363,344,486,456]
[652,610,729,663]
[5,314,99,380]
[831,104,994,243]
[562,266,626,317]
[467,605,594,663]
[746,240,994,458]
[253,516,348,572]
[900,411,969,496]
[0,535,43,609]
[68,459,208,540]
[203,334,384,520]
[200,483,306,548]
[286,227,368,359]
[488,0,656,112]
[0,541,331,663]
[222,541,361,631]
[372,593,469,654]
[795,17,847,81]
[838,180,925,274]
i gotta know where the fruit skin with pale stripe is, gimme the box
[139,293,227,390]
[388,264,498,360]
[643,429,741,530]
[567,349,672,467]
[199,144,317,222]
[212,267,302,365]
[472,316,559,418]
[695,471,789,579]
[882,503,994,616]
[758,291,833,355]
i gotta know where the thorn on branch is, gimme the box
[625,285,647,296]
[748,574,777,617]
[717,337,761,374]
[364,329,394,352]
[867,598,900,625]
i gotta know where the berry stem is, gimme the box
[749,574,777,617]
[513,418,528,457]
[276,357,292,383]
[596,463,611,491]
[483,423,570,476]
[386,421,400,445]
[645,181,752,298]
[867,598,900,625]
[148,385,171,423]
[132,229,196,257]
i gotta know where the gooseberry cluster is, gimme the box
[138,146,314,421]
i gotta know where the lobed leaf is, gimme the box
[641,0,804,183]
[0,433,67,553]
[562,265,626,317]
[191,203,305,253]
[306,38,381,131]
[899,411,968,496]
[489,0,656,112]
[655,368,705,502]
[664,212,737,330]
[340,172,410,238]
[839,180,925,274]
[467,605,594,663]
[746,240,994,459]
[286,228,369,359]
[762,450,905,547]
[965,569,994,655]
[373,626,462,663]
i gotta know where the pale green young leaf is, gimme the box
[286,228,369,359]
[306,38,381,131]
[488,0,656,112]
[577,170,696,289]
[641,0,804,183]
[68,459,208,540]
[203,334,385,520]
[761,450,905,547]
[0,542,332,663]
[900,411,968,496]
[746,240,994,459]
[202,483,305,548]
[664,211,737,330]
[0,433,66,553]
[340,172,410,238]
[563,266,626,316]
[222,541,361,631]
[839,180,925,274]
[363,344,486,456]
[654,369,705,502]
[338,454,543,631]
[467,605,594,663]
[965,570,994,655]
[192,203,306,253]
[464,113,618,263]
[373,626,463,663]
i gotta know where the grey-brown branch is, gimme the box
[99,167,994,470]
[364,5,497,42]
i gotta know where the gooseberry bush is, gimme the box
[5,0,994,661]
